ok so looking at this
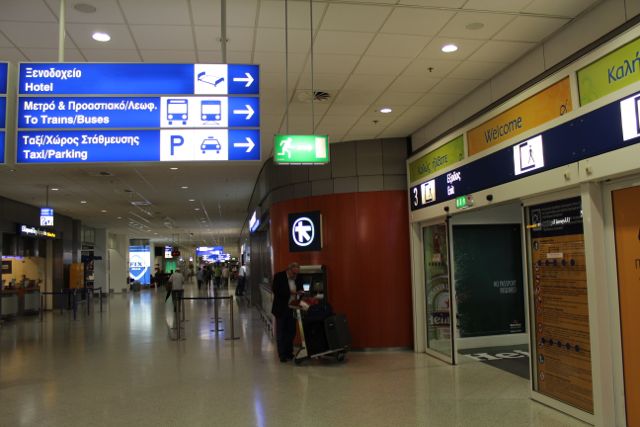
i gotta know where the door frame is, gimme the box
[603,175,640,427]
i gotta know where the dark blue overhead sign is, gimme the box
[17,96,259,129]
[19,63,259,95]
[16,129,259,163]
[16,63,260,163]
[0,62,7,164]
[410,91,640,211]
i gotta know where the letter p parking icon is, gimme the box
[170,135,184,156]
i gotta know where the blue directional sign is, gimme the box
[0,62,7,164]
[16,129,260,163]
[19,63,259,95]
[16,62,261,163]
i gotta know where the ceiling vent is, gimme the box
[295,90,331,103]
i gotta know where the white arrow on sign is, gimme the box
[232,73,254,87]
[233,137,255,153]
[232,104,254,120]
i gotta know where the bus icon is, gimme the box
[201,100,221,122]
[167,99,188,125]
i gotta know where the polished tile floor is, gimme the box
[0,283,588,427]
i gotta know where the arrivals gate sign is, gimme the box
[16,63,260,163]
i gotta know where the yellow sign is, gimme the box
[467,78,572,156]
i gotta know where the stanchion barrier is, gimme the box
[175,295,239,341]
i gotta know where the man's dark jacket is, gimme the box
[271,270,303,317]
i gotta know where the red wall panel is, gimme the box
[270,191,413,349]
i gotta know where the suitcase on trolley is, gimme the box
[324,314,351,350]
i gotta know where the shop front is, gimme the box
[408,27,640,426]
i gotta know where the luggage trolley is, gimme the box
[292,302,350,364]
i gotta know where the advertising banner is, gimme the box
[612,185,640,426]
[578,36,640,105]
[409,135,464,183]
[529,197,593,413]
[423,223,452,357]
[453,224,525,338]
[129,245,150,285]
[467,78,572,156]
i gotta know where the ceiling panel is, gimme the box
[388,75,440,92]
[448,60,508,79]
[313,31,375,55]
[397,0,467,7]
[341,74,395,92]
[130,25,194,50]
[141,50,197,63]
[439,12,516,40]
[197,50,223,62]
[226,27,256,52]
[254,28,310,53]
[354,56,412,75]
[82,49,141,62]
[253,52,306,74]
[321,3,392,32]
[462,0,533,12]
[0,33,13,48]
[66,24,136,49]
[301,54,360,75]
[366,34,431,58]
[494,16,569,42]
[295,73,350,91]
[430,77,484,94]
[332,89,382,106]
[381,8,455,36]
[194,26,221,51]
[0,22,62,48]
[1,0,56,22]
[21,48,85,62]
[524,0,600,17]
[418,37,485,60]
[0,47,27,62]
[46,0,125,24]
[119,0,191,25]
[324,104,370,117]
[378,90,426,106]
[403,59,461,78]
[467,40,537,62]
[257,0,326,30]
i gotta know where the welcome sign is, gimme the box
[467,78,572,156]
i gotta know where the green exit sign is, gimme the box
[274,135,329,164]
[456,195,474,209]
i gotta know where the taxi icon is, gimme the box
[201,137,221,154]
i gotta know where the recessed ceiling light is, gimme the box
[194,208,200,211]
[51,187,59,191]
[169,167,179,171]
[188,199,196,202]
[92,32,111,42]
[80,200,87,204]
[379,107,392,114]
[117,216,123,219]
[181,186,189,189]
[441,44,458,53]
[74,3,97,13]
[101,209,107,213]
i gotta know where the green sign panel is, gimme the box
[578,36,640,105]
[274,134,329,164]
[409,135,464,183]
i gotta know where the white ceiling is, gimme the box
[0,0,601,249]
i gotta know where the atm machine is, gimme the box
[298,265,327,299]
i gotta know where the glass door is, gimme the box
[423,223,454,361]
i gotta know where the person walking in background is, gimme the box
[221,264,229,288]
[235,264,247,296]
[271,262,303,363]
[213,263,222,289]
[196,266,204,290]
[168,268,185,312]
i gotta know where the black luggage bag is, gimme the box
[324,314,351,350]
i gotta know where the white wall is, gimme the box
[108,233,128,293]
